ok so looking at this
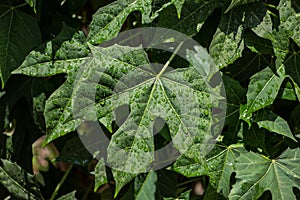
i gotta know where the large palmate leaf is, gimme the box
[0,0,41,88]
[73,43,218,195]
[229,148,300,199]
[173,144,246,197]
[0,159,42,199]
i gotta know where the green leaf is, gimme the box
[134,171,157,200]
[255,110,297,142]
[25,0,37,12]
[0,159,40,199]
[225,0,259,13]
[277,0,300,47]
[222,75,246,143]
[240,67,285,125]
[171,0,185,18]
[57,191,77,200]
[242,123,267,153]
[164,190,191,200]
[13,31,90,144]
[229,148,300,200]
[56,136,93,165]
[157,0,224,37]
[209,7,244,69]
[284,39,300,90]
[94,158,108,192]
[87,0,152,44]
[210,2,273,69]
[104,45,215,174]
[0,0,41,88]
[173,144,246,197]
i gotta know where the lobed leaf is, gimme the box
[0,159,40,199]
[0,0,41,88]
[229,148,300,199]
[240,67,285,125]
[255,110,296,142]
[173,144,246,197]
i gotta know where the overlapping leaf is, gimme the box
[157,0,224,37]
[225,0,259,12]
[210,2,273,69]
[240,67,285,125]
[222,75,246,143]
[57,191,77,200]
[93,158,108,192]
[87,0,189,45]
[255,109,296,141]
[13,31,90,144]
[173,144,246,197]
[0,0,41,88]
[0,159,41,199]
[229,148,300,199]
[134,171,157,200]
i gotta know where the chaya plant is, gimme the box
[0,0,300,199]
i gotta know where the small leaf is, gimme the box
[57,191,77,200]
[255,110,297,142]
[229,148,300,200]
[164,190,191,200]
[135,171,157,200]
[25,0,37,13]
[94,158,108,192]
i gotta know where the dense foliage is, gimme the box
[0,0,300,199]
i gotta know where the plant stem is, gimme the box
[156,41,184,78]
[50,164,73,200]
[263,3,277,9]
[14,3,28,9]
